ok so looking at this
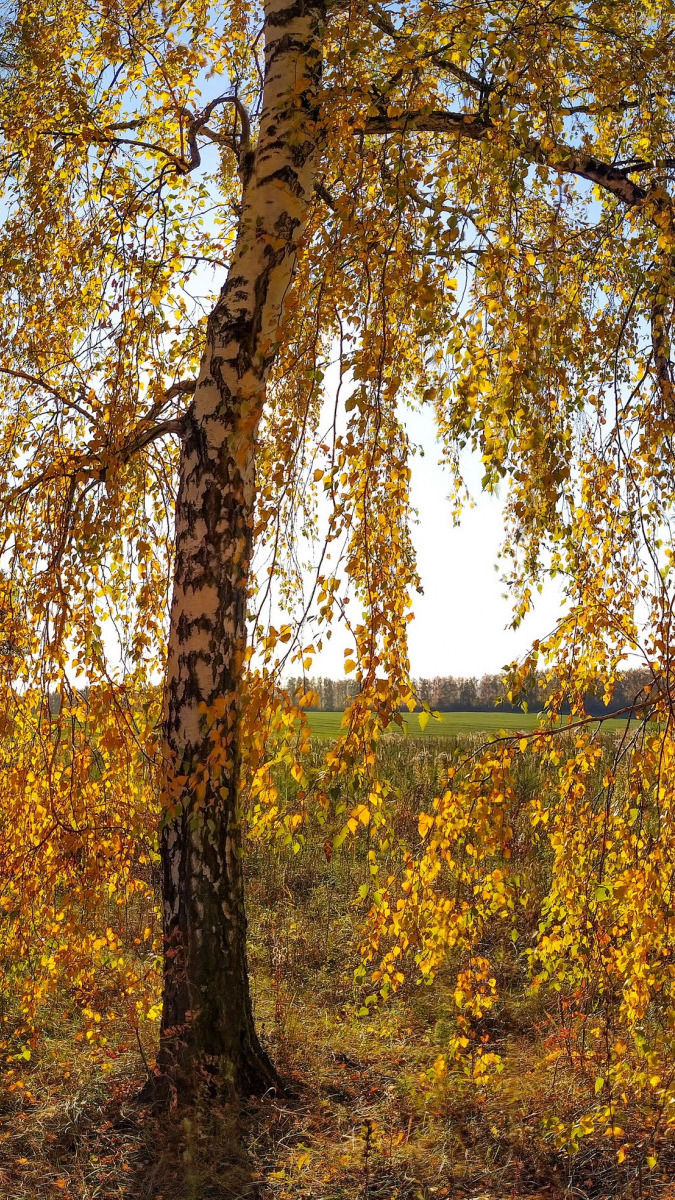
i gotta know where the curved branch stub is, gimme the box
[183,94,253,179]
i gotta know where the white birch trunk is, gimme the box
[157,0,324,1097]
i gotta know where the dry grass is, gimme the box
[3,982,674,1200]
[1,737,674,1199]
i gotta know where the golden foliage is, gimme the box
[1,0,675,1152]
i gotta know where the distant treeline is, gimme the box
[288,669,653,715]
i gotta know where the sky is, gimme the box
[307,401,566,681]
[406,409,564,680]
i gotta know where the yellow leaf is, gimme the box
[418,812,433,838]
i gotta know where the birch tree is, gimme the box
[2,0,675,1107]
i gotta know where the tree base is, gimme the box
[137,1040,281,1110]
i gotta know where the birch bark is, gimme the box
[157,0,325,1097]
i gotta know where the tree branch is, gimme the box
[315,180,337,209]
[363,109,651,208]
[0,366,97,423]
[96,136,186,170]
[366,8,486,93]
[650,261,675,415]
[118,415,187,462]
[183,94,253,179]
[48,97,253,179]
[12,415,187,500]
[165,378,197,400]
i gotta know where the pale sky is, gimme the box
[407,412,564,680]
[306,402,566,681]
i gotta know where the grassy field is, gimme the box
[307,709,631,737]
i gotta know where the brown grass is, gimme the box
[1,737,674,1200]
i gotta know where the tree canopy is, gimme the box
[1,0,675,1127]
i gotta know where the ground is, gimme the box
[0,726,670,1199]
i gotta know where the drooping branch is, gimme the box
[366,101,675,417]
[650,260,675,415]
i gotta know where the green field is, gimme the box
[306,709,631,737]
